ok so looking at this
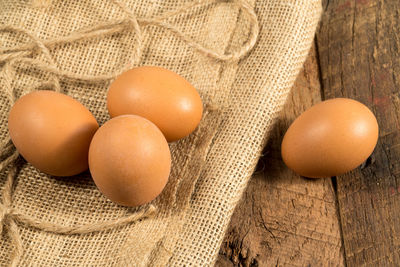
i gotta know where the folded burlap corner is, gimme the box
[0,0,321,266]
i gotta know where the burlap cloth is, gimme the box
[0,0,321,266]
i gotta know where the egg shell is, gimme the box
[107,66,203,142]
[8,90,99,176]
[88,115,171,207]
[281,98,379,178]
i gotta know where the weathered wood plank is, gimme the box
[217,45,344,266]
[317,0,400,265]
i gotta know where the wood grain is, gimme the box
[317,0,400,265]
[217,45,345,266]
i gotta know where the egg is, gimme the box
[107,66,203,142]
[281,98,379,178]
[8,90,99,176]
[88,115,171,206]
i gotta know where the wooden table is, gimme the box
[218,0,400,266]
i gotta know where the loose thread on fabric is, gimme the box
[0,0,259,265]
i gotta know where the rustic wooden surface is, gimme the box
[218,0,400,266]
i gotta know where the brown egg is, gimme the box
[8,90,99,176]
[281,98,379,178]
[107,66,203,142]
[88,115,171,207]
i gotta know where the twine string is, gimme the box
[0,0,258,265]
[1,25,61,93]
[0,0,259,76]
[0,162,156,267]
[112,0,143,67]
[0,166,23,267]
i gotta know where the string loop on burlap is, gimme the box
[0,163,156,267]
[0,0,258,81]
[0,0,259,265]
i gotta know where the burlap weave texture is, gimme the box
[0,0,321,266]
